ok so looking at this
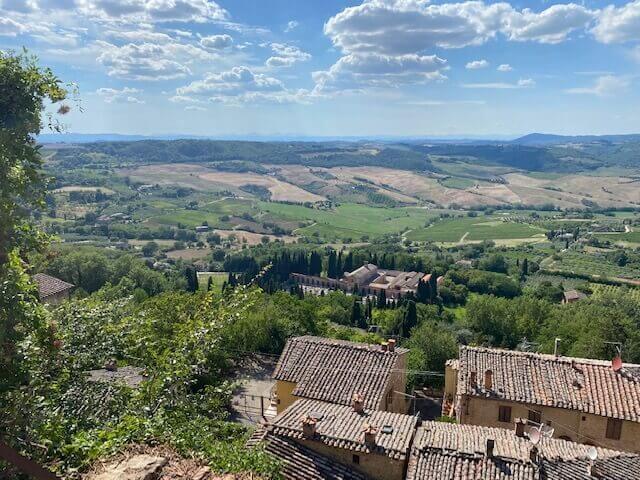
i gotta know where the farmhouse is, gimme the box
[272,336,408,414]
[33,273,74,305]
[563,289,587,304]
[444,346,640,453]
[291,263,432,299]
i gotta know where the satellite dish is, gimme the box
[529,428,541,445]
[612,356,623,372]
[587,446,598,461]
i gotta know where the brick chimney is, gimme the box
[514,418,526,438]
[484,369,493,390]
[301,415,317,438]
[485,438,495,458]
[388,338,396,352]
[363,424,378,445]
[352,392,365,413]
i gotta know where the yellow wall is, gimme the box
[275,380,297,414]
[457,396,640,453]
[298,437,405,480]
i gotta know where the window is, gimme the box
[352,454,360,465]
[498,405,512,423]
[606,418,623,440]
[386,389,393,407]
[528,410,542,424]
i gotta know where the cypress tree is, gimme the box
[402,300,417,337]
[350,300,362,327]
[377,289,387,309]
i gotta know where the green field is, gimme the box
[439,177,476,190]
[591,284,640,302]
[197,272,228,292]
[594,231,640,244]
[545,251,640,280]
[406,216,546,243]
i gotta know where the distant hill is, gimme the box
[511,133,640,146]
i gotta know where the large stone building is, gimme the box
[291,263,433,300]
[444,346,640,453]
[272,336,409,414]
[33,273,74,305]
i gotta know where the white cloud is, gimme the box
[200,33,233,49]
[176,65,307,104]
[265,43,311,68]
[96,86,145,103]
[565,75,631,96]
[497,63,512,72]
[466,59,489,69]
[105,29,175,43]
[502,4,595,44]
[95,41,206,80]
[185,105,207,111]
[78,0,229,23]
[462,78,535,88]
[284,20,299,32]
[593,1,640,43]
[0,17,27,36]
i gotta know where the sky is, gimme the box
[1,0,640,137]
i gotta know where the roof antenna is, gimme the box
[554,338,562,357]
[587,446,598,477]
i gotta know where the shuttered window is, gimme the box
[498,405,512,423]
[606,418,623,440]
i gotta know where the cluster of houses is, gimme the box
[292,264,443,300]
[248,335,640,479]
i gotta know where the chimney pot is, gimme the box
[588,463,598,477]
[301,415,317,438]
[381,342,388,352]
[514,418,526,437]
[484,369,493,390]
[485,438,495,457]
[387,339,396,352]
[352,392,365,413]
[529,446,539,465]
[363,424,378,445]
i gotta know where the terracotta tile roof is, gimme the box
[248,427,371,480]
[457,346,640,422]
[33,273,74,299]
[407,421,640,480]
[273,336,408,409]
[269,399,418,461]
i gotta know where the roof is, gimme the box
[273,336,408,409]
[457,346,640,422]
[345,263,379,283]
[564,289,587,301]
[269,399,418,461]
[33,273,74,299]
[407,421,640,480]
[248,426,370,480]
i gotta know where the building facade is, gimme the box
[33,273,74,306]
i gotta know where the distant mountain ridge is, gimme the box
[511,133,640,146]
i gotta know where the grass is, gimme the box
[406,216,546,243]
[545,250,640,280]
[197,272,228,292]
[594,231,640,244]
[590,284,640,302]
[439,177,476,190]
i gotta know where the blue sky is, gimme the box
[1,0,639,137]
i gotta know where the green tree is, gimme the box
[1,51,69,392]
[402,300,418,337]
[142,241,159,257]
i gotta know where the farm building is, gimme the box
[33,273,74,305]
[563,289,587,304]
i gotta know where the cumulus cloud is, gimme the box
[462,78,535,88]
[265,43,311,67]
[176,66,307,104]
[502,4,595,44]
[95,41,207,80]
[78,0,229,23]
[284,20,299,32]
[0,17,28,36]
[497,63,512,72]
[565,75,631,96]
[96,86,145,103]
[200,33,233,49]
[185,105,207,111]
[466,59,489,69]
[593,1,640,43]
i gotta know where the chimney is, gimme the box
[469,371,477,389]
[514,418,526,437]
[381,342,388,352]
[301,415,317,438]
[388,339,396,352]
[352,392,365,413]
[588,463,598,477]
[484,369,493,390]
[363,424,377,445]
[529,446,539,465]
[485,438,495,458]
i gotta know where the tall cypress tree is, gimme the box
[377,289,387,309]
[402,300,418,337]
[327,251,337,278]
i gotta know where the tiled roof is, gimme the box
[457,346,640,422]
[273,336,408,409]
[407,421,640,480]
[33,273,74,299]
[248,426,371,480]
[269,399,418,460]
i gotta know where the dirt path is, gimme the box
[458,232,470,244]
